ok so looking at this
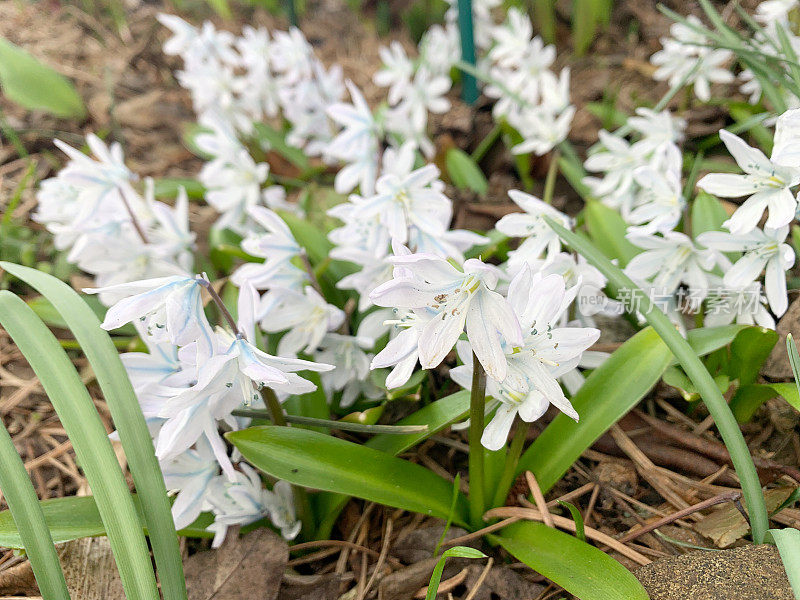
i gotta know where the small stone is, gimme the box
[635,544,793,600]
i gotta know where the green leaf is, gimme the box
[152,177,206,200]
[205,0,232,19]
[314,390,471,538]
[425,546,486,600]
[493,521,649,600]
[572,0,602,56]
[727,326,778,386]
[0,422,69,598]
[583,200,639,266]
[769,528,800,598]
[0,496,214,549]
[517,325,741,492]
[558,500,586,542]
[445,148,488,194]
[0,291,159,600]
[546,216,770,543]
[788,334,800,398]
[0,37,85,118]
[227,426,469,525]
[26,293,137,336]
[771,382,800,412]
[1,263,186,600]
[252,122,310,171]
[533,0,557,43]
[730,384,780,423]
[691,191,730,236]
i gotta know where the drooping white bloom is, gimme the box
[697,128,800,234]
[450,268,599,450]
[162,439,218,529]
[374,41,414,105]
[86,275,214,348]
[697,225,795,316]
[264,480,302,540]
[205,464,275,547]
[326,81,380,195]
[496,190,572,271]
[624,231,715,298]
[703,277,775,329]
[313,332,377,407]
[627,156,685,235]
[650,16,735,102]
[583,131,650,211]
[370,253,523,381]
[259,286,345,356]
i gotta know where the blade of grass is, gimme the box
[1,262,187,600]
[0,291,159,600]
[0,422,69,600]
[545,218,769,543]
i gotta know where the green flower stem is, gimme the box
[471,123,502,163]
[456,0,478,104]
[545,216,770,543]
[468,352,487,528]
[231,409,428,434]
[262,387,287,427]
[492,419,530,508]
[542,149,561,205]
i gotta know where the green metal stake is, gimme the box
[457,0,479,104]
[285,0,297,27]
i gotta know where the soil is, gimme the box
[0,0,799,598]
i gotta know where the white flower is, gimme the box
[496,190,572,270]
[583,131,649,211]
[626,108,686,156]
[627,155,685,235]
[650,16,735,102]
[697,225,795,316]
[259,287,345,356]
[703,277,775,329]
[360,163,451,244]
[162,439,218,529]
[450,268,599,450]
[206,464,273,547]
[313,333,375,407]
[265,480,301,540]
[326,81,380,195]
[625,231,715,297]
[374,41,414,105]
[371,308,434,388]
[86,275,213,348]
[370,253,523,381]
[698,129,800,234]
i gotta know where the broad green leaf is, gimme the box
[227,426,469,525]
[533,0,557,43]
[691,191,730,236]
[315,390,471,537]
[0,291,159,600]
[547,216,770,543]
[0,422,69,598]
[26,293,136,336]
[368,390,470,455]
[727,326,778,386]
[426,547,486,600]
[572,0,602,56]
[152,177,206,200]
[517,325,745,493]
[1,263,186,600]
[769,528,800,598]
[252,122,310,171]
[445,148,488,194]
[493,521,649,600]
[0,37,85,118]
[583,200,639,266]
[730,384,780,423]
[772,382,800,411]
[0,496,214,549]
[206,0,232,19]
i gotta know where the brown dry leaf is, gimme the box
[695,487,793,547]
[461,564,544,600]
[61,537,125,599]
[0,558,39,596]
[184,527,287,600]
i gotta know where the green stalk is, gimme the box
[545,217,769,543]
[0,422,69,600]
[542,149,561,205]
[231,409,428,434]
[491,419,530,508]
[468,352,487,527]
[471,124,502,163]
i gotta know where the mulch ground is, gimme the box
[0,0,797,598]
